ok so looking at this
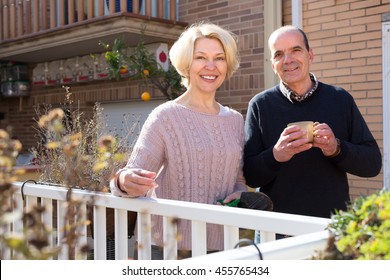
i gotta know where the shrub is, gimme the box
[316,190,390,260]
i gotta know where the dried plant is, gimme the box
[31,86,140,192]
[0,128,61,259]
[29,86,141,258]
[0,85,142,259]
[0,127,23,190]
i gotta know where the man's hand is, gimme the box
[273,125,312,162]
[312,122,339,157]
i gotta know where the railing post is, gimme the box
[57,200,68,259]
[137,211,152,260]
[97,0,104,16]
[163,216,178,260]
[49,0,56,28]
[67,0,75,24]
[58,0,64,26]
[260,230,276,243]
[3,0,9,39]
[75,202,88,260]
[133,0,140,14]
[108,0,115,14]
[9,0,15,38]
[191,221,207,257]
[32,0,39,32]
[157,0,163,18]
[25,0,32,34]
[115,208,129,260]
[0,1,3,41]
[41,0,47,30]
[87,0,94,19]
[41,198,54,249]
[120,0,127,12]
[145,0,151,17]
[93,205,107,260]
[170,0,176,21]
[76,0,83,22]
[16,0,23,36]
[223,225,239,250]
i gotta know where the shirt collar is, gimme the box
[280,73,318,103]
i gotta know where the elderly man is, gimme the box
[243,25,382,219]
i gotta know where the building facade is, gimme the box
[1,0,389,198]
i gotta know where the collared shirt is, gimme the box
[280,73,319,102]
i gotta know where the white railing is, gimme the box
[3,181,331,260]
[191,230,330,260]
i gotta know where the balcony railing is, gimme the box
[0,0,186,64]
[0,0,177,41]
[1,181,331,260]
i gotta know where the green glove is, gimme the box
[217,198,240,207]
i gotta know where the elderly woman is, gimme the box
[111,22,266,259]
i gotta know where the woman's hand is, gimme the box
[218,191,243,205]
[117,168,158,197]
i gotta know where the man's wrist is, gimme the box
[327,138,341,158]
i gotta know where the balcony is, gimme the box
[0,0,187,64]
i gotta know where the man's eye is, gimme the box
[273,53,282,59]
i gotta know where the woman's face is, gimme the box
[187,37,227,94]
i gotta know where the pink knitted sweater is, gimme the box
[111,101,247,250]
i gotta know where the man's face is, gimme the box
[269,30,313,91]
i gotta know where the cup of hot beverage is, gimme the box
[287,121,314,143]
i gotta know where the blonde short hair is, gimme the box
[169,22,239,88]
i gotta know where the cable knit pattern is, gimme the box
[111,101,247,250]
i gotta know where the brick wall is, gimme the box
[178,0,265,115]
[282,0,389,198]
[0,78,161,153]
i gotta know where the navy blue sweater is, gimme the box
[243,82,382,218]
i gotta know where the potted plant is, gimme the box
[101,36,184,100]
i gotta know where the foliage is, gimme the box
[316,190,390,260]
[100,37,184,100]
